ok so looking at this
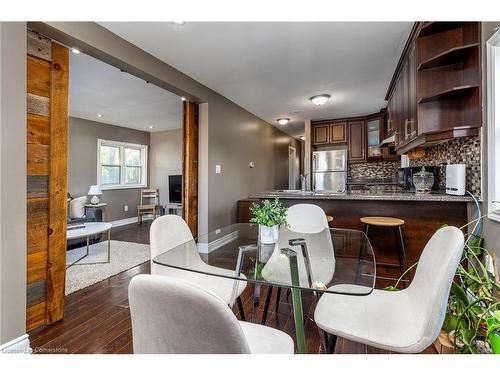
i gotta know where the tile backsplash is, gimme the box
[348,136,481,197]
[348,160,399,179]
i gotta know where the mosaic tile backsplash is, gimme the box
[348,136,481,197]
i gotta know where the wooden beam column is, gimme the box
[182,101,199,236]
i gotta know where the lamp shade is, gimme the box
[88,185,102,196]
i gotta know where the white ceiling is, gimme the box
[99,22,412,138]
[69,52,182,132]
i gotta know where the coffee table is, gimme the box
[66,222,113,268]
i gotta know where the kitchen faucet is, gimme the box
[300,174,308,191]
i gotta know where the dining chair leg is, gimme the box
[261,286,273,324]
[275,287,282,312]
[236,296,246,322]
[326,334,338,354]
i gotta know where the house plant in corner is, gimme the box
[249,198,288,262]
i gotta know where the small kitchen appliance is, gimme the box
[445,164,466,196]
[398,166,441,191]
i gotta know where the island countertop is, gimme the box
[248,190,474,203]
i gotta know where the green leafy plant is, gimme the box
[249,198,288,227]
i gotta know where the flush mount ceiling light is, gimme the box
[277,118,290,125]
[181,97,186,101]
[97,113,103,118]
[309,94,331,106]
[149,126,154,129]
[71,48,81,55]
[300,136,306,141]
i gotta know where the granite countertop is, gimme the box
[248,190,474,202]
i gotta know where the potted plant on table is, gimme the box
[249,198,288,262]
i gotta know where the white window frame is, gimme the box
[487,29,500,222]
[97,139,148,190]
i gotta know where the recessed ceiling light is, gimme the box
[149,126,154,129]
[71,48,81,55]
[172,21,186,25]
[97,113,103,118]
[309,94,331,106]
[277,118,290,125]
[300,136,306,141]
[181,97,186,101]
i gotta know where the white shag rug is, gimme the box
[66,240,150,295]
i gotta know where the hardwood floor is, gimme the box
[29,221,437,354]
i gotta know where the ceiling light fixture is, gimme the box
[300,136,306,141]
[309,94,331,106]
[172,21,186,25]
[97,113,103,118]
[149,126,154,129]
[181,97,186,101]
[71,48,81,55]
[277,118,290,125]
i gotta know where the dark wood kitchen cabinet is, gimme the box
[385,22,481,155]
[330,122,347,143]
[312,124,329,145]
[347,121,366,163]
[312,122,346,145]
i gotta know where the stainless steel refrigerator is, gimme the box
[312,148,347,193]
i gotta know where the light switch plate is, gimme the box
[215,164,222,174]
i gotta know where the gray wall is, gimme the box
[149,129,182,206]
[0,22,27,346]
[34,22,301,232]
[481,22,500,267]
[68,117,150,222]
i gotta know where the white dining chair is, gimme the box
[150,215,247,319]
[261,204,334,323]
[314,226,465,353]
[129,274,294,354]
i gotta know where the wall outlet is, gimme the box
[124,205,129,212]
[215,164,222,174]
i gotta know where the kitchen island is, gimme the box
[241,190,473,286]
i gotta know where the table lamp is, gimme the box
[88,185,102,205]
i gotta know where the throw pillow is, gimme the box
[69,196,87,219]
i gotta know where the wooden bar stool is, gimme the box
[360,216,407,282]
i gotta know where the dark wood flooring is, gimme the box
[29,222,437,354]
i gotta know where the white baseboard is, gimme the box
[0,334,31,354]
[198,230,239,254]
[110,217,138,228]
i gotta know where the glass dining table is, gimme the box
[153,223,376,354]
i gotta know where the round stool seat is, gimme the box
[360,216,404,227]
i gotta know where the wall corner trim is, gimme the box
[0,334,31,354]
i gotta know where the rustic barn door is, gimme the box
[182,101,199,236]
[26,30,68,331]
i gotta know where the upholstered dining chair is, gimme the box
[150,215,247,319]
[129,274,294,354]
[314,226,465,353]
[261,204,333,324]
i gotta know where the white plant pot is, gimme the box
[259,224,279,244]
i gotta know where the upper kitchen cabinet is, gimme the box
[311,122,346,145]
[347,120,366,163]
[385,22,482,155]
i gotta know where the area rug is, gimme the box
[66,240,150,295]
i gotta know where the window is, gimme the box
[487,29,500,221]
[97,139,148,190]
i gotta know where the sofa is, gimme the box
[67,194,102,249]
